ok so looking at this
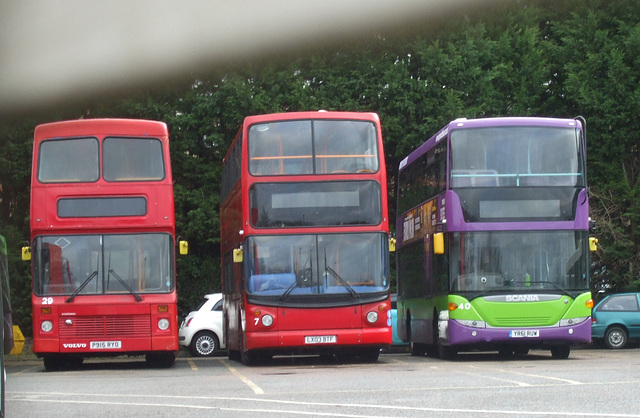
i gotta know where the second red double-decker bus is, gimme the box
[220,111,392,364]
[24,119,185,370]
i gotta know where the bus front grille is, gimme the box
[58,315,151,338]
[492,316,552,327]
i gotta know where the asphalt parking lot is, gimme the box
[6,345,640,417]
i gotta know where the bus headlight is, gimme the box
[261,315,274,327]
[454,319,486,328]
[560,317,588,327]
[366,311,378,324]
[158,318,170,331]
[41,320,53,333]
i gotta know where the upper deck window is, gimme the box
[103,137,165,182]
[450,126,584,188]
[248,119,379,175]
[38,137,99,183]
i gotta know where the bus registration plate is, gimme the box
[90,340,122,349]
[509,330,539,338]
[305,335,337,344]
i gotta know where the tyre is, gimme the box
[358,348,380,362]
[240,349,256,366]
[146,352,176,368]
[407,314,425,357]
[190,331,219,357]
[498,346,514,358]
[438,344,457,360]
[43,356,60,372]
[410,341,426,356]
[604,326,628,349]
[43,355,83,371]
[228,349,241,361]
[550,345,570,359]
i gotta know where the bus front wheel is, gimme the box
[43,355,83,371]
[146,352,175,368]
[43,356,60,372]
[358,348,380,362]
[438,344,457,360]
[550,345,570,359]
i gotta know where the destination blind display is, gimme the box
[250,180,381,227]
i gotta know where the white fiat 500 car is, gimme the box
[179,293,225,357]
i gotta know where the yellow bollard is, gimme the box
[9,325,25,355]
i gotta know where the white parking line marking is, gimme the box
[507,370,583,385]
[8,392,640,417]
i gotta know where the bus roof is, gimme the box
[242,110,380,126]
[447,116,582,129]
[222,111,381,163]
[400,116,583,172]
[34,119,168,139]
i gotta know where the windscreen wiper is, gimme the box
[528,281,576,298]
[65,271,98,303]
[325,266,359,299]
[280,279,298,301]
[282,248,314,301]
[472,285,504,300]
[107,269,143,302]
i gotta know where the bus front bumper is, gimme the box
[33,335,178,355]
[444,318,591,347]
[246,327,391,351]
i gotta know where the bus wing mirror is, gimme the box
[589,237,598,252]
[21,246,31,261]
[433,233,444,255]
[233,248,243,263]
[389,237,396,253]
[179,240,189,255]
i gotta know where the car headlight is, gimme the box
[366,311,378,324]
[41,320,53,332]
[261,314,274,327]
[158,318,170,331]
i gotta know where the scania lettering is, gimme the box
[506,295,540,302]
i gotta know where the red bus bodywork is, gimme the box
[221,111,392,364]
[30,119,178,369]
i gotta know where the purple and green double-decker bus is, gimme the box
[395,117,597,359]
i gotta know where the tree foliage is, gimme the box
[1,0,639,332]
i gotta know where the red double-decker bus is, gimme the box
[220,111,392,364]
[24,119,185,370]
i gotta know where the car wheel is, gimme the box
[190,331,219,357]
[604,326,628,349]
